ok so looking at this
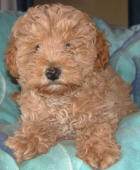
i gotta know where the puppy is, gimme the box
[5,4,137,169]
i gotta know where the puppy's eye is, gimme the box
[35,45,40,51]
[65,43,71,48]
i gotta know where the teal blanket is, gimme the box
[0,12,140,170]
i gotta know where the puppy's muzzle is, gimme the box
[45,67,61,81]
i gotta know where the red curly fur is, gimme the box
[5,4,137,169]
[6,39,19,78]
[95,31,110,71]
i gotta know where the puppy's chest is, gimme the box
[45,96,72,122]
[44,92,96,127]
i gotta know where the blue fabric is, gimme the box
[0,11,22,124]
[0,149,18,170]
[0,12,140,170]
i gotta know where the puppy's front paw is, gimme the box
[77,138,121,169]
[5,135,39,163]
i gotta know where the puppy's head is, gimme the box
[6,4,109,94]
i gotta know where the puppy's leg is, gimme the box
[75,123,121,169]
[5,121,58,163]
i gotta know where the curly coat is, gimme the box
[5,4,137,169]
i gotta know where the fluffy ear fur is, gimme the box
[6,38,19,78]
[95,31,110,72]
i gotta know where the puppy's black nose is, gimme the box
[45,67,61,81]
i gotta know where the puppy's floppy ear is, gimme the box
[6,38,19,78]
[5,14,29,78]
[95,30,110,72]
